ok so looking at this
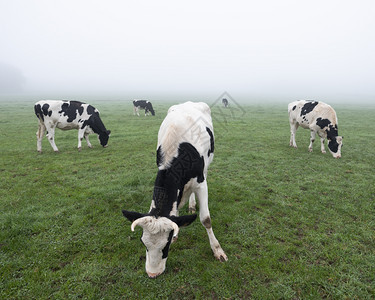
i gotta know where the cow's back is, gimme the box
[158,102,213,169]
[290,101,337,125]
[35,100,64,122]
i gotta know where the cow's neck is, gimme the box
[151,169,180,217]
[151,142,205,218]
[89,116,107,135]
[326,123,338,140]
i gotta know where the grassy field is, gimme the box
[1,98,374,299]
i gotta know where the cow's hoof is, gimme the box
[214,250,228,262]
[78,147,82,152]
[308,148,313,152]
[321,150,326,154]
[189,207,196,214]
[147,271,163,278]
[54,150,59,153]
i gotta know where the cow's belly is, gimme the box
[56,122,79,130]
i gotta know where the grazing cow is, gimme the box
[122,101,227,278]
[288,100,343,158]
[133,100,155,116]
[34,100,111,152]
[222,98,229,108]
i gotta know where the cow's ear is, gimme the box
[122,210,145,222]
[107,130,111,135]
[170,214,197,227]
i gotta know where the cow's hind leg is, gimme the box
[36,120,46,153]
[308,130,316,152]
[45,124,59,152]
[196,181,228,262]
[289,121,298,148]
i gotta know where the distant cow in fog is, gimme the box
[34,100,111,152]
[133,100,155,116]
[288,100,343,158]
[222,98,229,108]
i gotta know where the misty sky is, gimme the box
[1,0,374,101]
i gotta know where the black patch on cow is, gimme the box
[327,124,338,138]
[292,105,296,111]
[42,104,52,117]
[162,231,174,259]
[156,146,163,167]
[122,210,146,222]
[34,104,44,121]
[152,142,205,216]
[300,101,319,116]
[58,101,84,122]
[328,138,339,153]
[316,117,331,129]
[206,127,214,157]
[169,214,197,227]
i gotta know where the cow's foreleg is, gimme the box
[308,130,316,152]
[196,181,228,262]
[45,124,59,152]
[84,133,93,149]
[289,122,298,148]
[36,120,46,153]
[77,129,91,151]
[320,137,326,153]
[188,193,196,214]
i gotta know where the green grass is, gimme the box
[1,99,374,299]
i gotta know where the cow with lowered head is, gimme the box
[288,100,343,158]
[133,100,155,116]
[34,100,111,152]
[122,101,227,278]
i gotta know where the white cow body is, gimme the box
[34,100,110,152]
[288,100,343,158]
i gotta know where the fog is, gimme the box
[1,0,374,102]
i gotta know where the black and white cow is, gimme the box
[122,101,227,278]
[288,100,343,158]
[222,98,229,108]
[133,100,155,116]
[34,100,111,152]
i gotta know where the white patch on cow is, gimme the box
[171,201,178,216]
[157,101,214,169]
[149,200,156,212]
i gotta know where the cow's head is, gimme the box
[99,130,111,147]
[328,136,343,158]
[122,210,196,278]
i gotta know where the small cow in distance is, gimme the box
[122,101,227,278]
[288,100,343,158]
[222,98,229,108]
[34,100,111,152]
[133,100,155,116]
